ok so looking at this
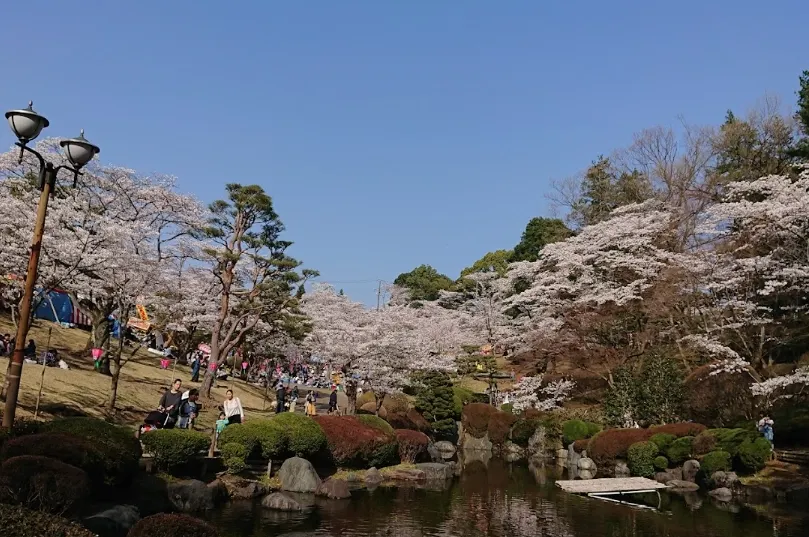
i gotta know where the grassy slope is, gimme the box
[0,316,282,430]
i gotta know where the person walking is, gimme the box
[190,353,201,382]
[289,385,299,414]
[275,382,286,414]
[305,391,317,416]
[223,389,245,424]
[328,385,339,415]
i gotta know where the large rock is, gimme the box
[217,475,269,499]
[667,479,700,492]
[614,461,631,478]
[278,457,322,493]
[386,468,426,481]
[416,463,453,481]
[82,505,140,537]
[262,492,304,511]
[709,487,733,502]
[316,479,351,500]
[710,471,739,490]
[167,480,219,512]
[462,432,493,452]
[682,460,700,483]
[365,467,383,484]
[207,479,229,505]
[433,441,457,460]
[555,448,569,466]
[654,467,683,484]
[576,457,597,480]
[427,442,441,462]
[527,427,548,455]
[503,441,525,462]
[359,402,388,418]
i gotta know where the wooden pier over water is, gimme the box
[556,477,668,509]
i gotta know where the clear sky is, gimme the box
[2,1,807,305]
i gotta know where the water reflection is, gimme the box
[206,460,809,537]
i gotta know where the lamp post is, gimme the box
[2,102,99,429]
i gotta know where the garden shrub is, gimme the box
[587,428,653,466]
[395,429,430,463]
[666,436,694,465]
[649,433,676,452]
[128,513,220,537]
[382,393,410,414]
[387,409,431,433]
[586,422,602,437]
[217,423,259,457]
[736,437,772,473]
[272,413,327,457]
[357,391,376,408]
[653,455,669,470]
[692,431,717,456]
[572,439,589,454]
[649,422,707,437]
[501,403,514,414]
[511,418,541,447]
[357,415,395,435]
[452,386,475,419]
[314,416,399,468]
[220,443,248,474]
[627,441,659,478]
[141,429,210,470]
[700,450,732,475]
[0,504,95,537]
[0,455,89,514]
[710,428,758,456]
[41,417,141,487]
[488,410,518,445]
[415,371,457,438]
[462,403,495,438]
[247,421,286,459]
[562,420,590,445]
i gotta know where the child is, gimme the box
[215,411,229,448]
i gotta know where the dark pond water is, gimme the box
[206,460,809,537]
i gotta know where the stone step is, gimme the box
[775,449,809,466]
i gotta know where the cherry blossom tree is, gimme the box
[510,375,575,412]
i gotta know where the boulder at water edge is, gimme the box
[278,457,322,493]
[262,492,304,511]
[316,479,351,500]
[709,487,733,502]
[433,441,457,460]
[577,457,597,480]
[615,461,631,478]
[167,480,219,512]
[416,463,453,481]
[462,432,493,452]
[216,474,269,499]
[682,460,700,483]
[667,479,700,492]
[503,441,525,462]
[82,505,140,537]
[527,427,547,456]
[365,467,383,484]
[710,471,739,490]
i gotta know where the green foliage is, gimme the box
[368,442,400,468]
[604,354,684,427]
[357,391,376,408]
[128,513,220,537]
[501,403,514,414]
[40,417,141,487]
[393,264,455,301]
[511,217,573,262]
[736,437,772,473]
[653,455,669,471]
[0,455,90,514]
[649,433,676,452]
[627,441,659,478]
[415,372,457,438]
[710,428,758,456]
[701,450,732,475]
[460,249,513,277]
[246,421,286,459]
[666,436,694,465]
[357,415,394,435]
[603,367,638,427]
[586,422,602,437]
[791,70,809,159]
[0,504,96,537]
[452,386,475,420]
[693,431,718,455]
[217,423,259,456]
[562,420,592,445]
[140,430,210,471]
[271,413,327,457]
[220,443,248,474]
[510,418,540,446]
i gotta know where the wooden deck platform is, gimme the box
[556,477,667,495]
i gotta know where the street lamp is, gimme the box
[2,101,99,429]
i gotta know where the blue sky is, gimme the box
[2,1,807,305]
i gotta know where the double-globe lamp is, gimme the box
[2,101,100,429]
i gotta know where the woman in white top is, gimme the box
[223,389,245,424]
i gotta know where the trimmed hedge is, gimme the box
[701,450,732,475]
[649,433,676,452]
[0,455,90,514]
[627,441,659,478]
[710,428,758,456]
[649,422,707,437]
[395,429,430,463]
[511,418,541,447]
[128,513,220,537]
[461,403,495,438]
[737,437,772,473]
[41,417,141,487]
[387,410,431,433]
[218,415,326,466]
[271,413,327,457]
[587,428,652,466]
[488,411,518,445]
[357,415,395,435]
[452,387,475,419]
[653,455,669,470]
[314,415,399,468]
[141,429,211,470]
[562,420,601,446]
[666,436,694,465]
[0,504,95,537]
[692,431,717,456]
[220,443,248,474]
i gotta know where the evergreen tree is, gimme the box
[415,372,457,440]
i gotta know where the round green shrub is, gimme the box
[0,503,95,537]
[128,513,220,537]
[585,422,602,437]
[701,450,732,475]
[272,413,327,457]
[692,431,718,455]
[511,418,540,446]
[0,455,90,514]
[562,420,590,445]
[711,428,757,456]
[665,436,694,465]
[41,417,141,487]
[627,441,659,477]
[220,442,248,474]
[452,386,475,419]
[217,423,259,457]
[368,441,399,468]
[356,414,394,435]
[736,437,771,473]
[501,403,514,414]
[649,433,676,452]
[141,429,210,470]
[653,455,669,471]
[249,421,286,459]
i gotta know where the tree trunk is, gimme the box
[108,368,121,410]
[345,379,357,416]
[374,391,386,416]
[200,364,215,398]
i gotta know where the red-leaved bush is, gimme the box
[488,411,518,445]
[128,513,220,537]
[649,422,707,437]
[395,429,430,463]
[461,403,496,439]
[572,439,589,454]
[587,429,653,467]
[314,416,399,468]
[387,410,431,433]
[0,455,90,514]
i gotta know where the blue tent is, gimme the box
[33,289,90,327]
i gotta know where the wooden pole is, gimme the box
[33,327,53,419]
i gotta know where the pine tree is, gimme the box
[415,372,457,440]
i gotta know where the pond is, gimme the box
[206,460,809,537]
